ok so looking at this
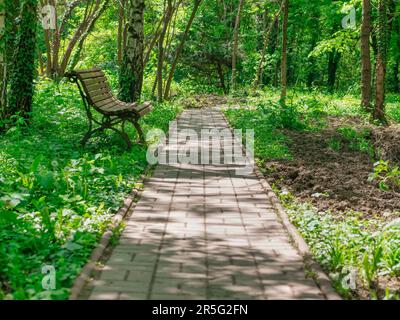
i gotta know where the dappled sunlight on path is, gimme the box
[87,109,325,300]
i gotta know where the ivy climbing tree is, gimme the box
[361,0,372,113]
[373,0,388,124]
[6,0,38,122]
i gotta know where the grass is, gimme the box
[224,90,400,299]
[277,190,400,300]
[242,88,400,123]
[0,78,181,299]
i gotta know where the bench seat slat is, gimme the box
[81,77,108,86]
[89,86,112,99]
[85,82,110,92]
[134,102,151,112]
[95,97,117,108]
[91,94,113,104]
[101,101,125,112]
[138,105,152,116]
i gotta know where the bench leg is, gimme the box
[106,122,131,150]
[81,130,92,147]
[129,119,145,144]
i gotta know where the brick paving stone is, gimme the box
[87,109,326,300]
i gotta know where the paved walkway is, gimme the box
[88,109,326,300]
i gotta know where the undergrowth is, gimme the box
[0,79,181,299]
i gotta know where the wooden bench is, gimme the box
[65,68,152,149]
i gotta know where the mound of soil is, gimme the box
[263,126,400,216]
[372,126,400,164]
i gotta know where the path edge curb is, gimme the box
[68,105,186,300]
[220,109,341,301]
[68,168,151,300]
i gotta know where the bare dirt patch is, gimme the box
[263,121,400,217]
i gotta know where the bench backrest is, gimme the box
[68,68,118,113]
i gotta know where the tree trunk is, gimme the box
[5,0,19,80]
[327,50,340,92]
[164,0,202,100]
[253,3,283,88]
[143,12,165,67]
[56,1,109,79]
[216,61,227,94]
[373,0,388,124]
[231,0,245,92]
[306,36,318,88]
[117,0,125,65]
[157,0,173,102]
[69,1,109,72]
[163,0,179,89]
[280,0,289,105]
[361,0,372,112]
[6,0,38,121]
[119,0,145,102]
[49,0,59,77]
[38,48,45,75]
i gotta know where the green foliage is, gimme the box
[337,126,374,157]
[328,137,343,151]
[0,78,181,299]
[368,160,400,191]
[224,106,292,161]
[277,189,400,299]
[226,90,400,299]
[256,100,307,131]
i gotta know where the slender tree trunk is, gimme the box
[361,0,372,112]
[119,0,145,102]
[157,0,173,102]
[216,61,227,94]
[50,0,59,77]
[44,28,52,77]
[1,0,19,121]
[164,0,202,100]
[7,0,38,121]
[143,12,165,66]
[253,3,283,88]
[38,48,44,75]
[373,0,388,123]
[280,0,289,105]
[117,0,125,65]
[39,0,52,77]
[163,0,179,89]
[69,1,109,72]
[306,36,318,88]
[390,5,399,92]
[231,0,245,92]
[58,1,110,78]
[327,50,340,92]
